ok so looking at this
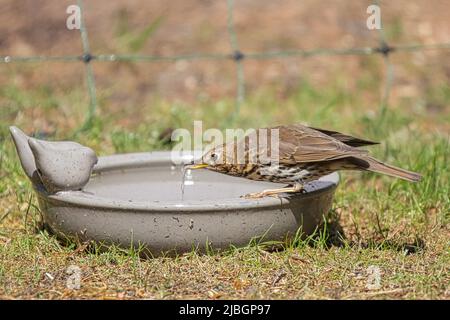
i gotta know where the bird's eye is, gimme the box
[210,153,217,160]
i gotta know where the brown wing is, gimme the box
[308,126,379,147]
[261,124,369,164]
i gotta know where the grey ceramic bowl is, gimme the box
[10,126,339,255]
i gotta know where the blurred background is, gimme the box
[0,0,449,153]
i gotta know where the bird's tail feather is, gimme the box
[363,156,422,182]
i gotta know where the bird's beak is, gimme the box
[189,164,208,169]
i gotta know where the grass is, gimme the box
[0,76,449,300]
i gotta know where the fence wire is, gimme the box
[77,0,97,130]
[1,0,450,129]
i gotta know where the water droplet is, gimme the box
[184,169,194,186]
[181,167,194,201]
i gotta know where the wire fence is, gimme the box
[1,0,450,130]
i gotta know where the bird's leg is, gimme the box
[242,183,304,199]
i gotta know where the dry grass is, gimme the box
[0,217,448,299]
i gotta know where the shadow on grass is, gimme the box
[358,236,426,255]
[309,212,426,255]
[282,208,427,255]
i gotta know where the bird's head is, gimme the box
[188,144,228,170]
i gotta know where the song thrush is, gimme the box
[190,124,421,198]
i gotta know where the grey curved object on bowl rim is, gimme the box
[9,126,98,193]
[10,126,339,255]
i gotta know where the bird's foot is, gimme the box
[241,191,280,199]
[241,184,304,199]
